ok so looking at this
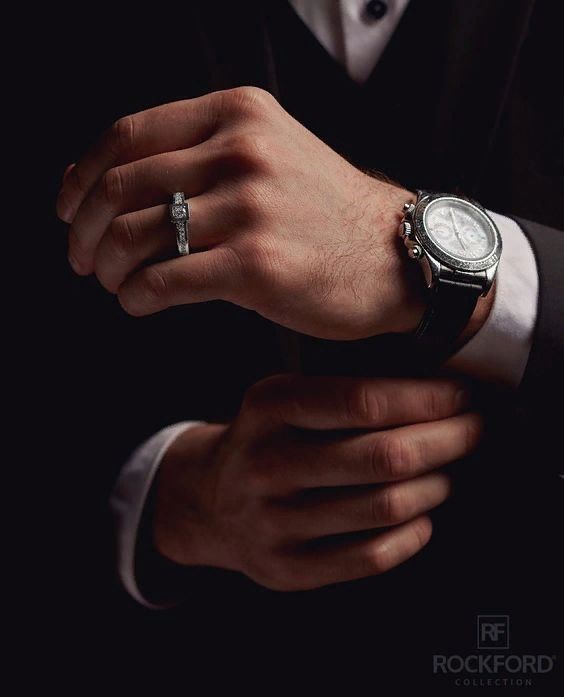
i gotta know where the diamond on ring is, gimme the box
[170,204,188,221]
[169,192,190,256]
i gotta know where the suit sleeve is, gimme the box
[516,218,564,390]
[512,217,564,477]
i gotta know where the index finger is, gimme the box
[56,91,228,224]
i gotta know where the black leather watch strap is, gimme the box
[415,277,483,362]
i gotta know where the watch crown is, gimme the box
[400,221,413,238]
[407,244,423,259]
[403,202,416,215]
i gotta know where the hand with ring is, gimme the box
[57,86,428,340]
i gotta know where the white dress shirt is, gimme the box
[110,0,540,607]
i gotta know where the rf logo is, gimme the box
[477,615,509,649]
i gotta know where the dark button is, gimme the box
[365,0,388,20]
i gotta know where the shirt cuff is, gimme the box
[110,421,204,609]
[445,212,539,387]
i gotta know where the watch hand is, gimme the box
[449,208,467,251]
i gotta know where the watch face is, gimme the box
[423,198,496,262]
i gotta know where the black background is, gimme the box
[14,2,563,693]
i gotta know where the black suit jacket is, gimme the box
[32,0,562,690]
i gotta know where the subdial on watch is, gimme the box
[461,226,488,256]
[423,198,495,261]
[431,222,454,243]
[462,226,483,242]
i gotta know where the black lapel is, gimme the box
[194,0,536,194]
[430,0,536,194]
[192,0,280,96]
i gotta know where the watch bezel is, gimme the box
[413,193,501,272]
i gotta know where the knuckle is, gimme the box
[377,485,408,525]
[421,385,443,420]
[141,266,168,304]
[95,217,136,293]
[106,216,135,262]
[225,130,256,156]
[242,133,274,172]
[120,267,168,315]
[109,115,135,156]
[363,541,391,576]
[102,167,125,207]
[421,382,461,420]
[367,437,384,480]
[223,85,276,118]
[380,433,414,480]
[219,130,274,176]
[346,383,384,425]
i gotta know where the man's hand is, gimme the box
[58,86,427,339]
[153,375,482,591]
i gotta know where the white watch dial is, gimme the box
[423,198,496,262]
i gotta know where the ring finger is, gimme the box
[277,471,452,539]
[93,192,238,293]
[68,142,218,274]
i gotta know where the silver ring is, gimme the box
[169,192,190,256]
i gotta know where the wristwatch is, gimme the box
[400,190,502,360]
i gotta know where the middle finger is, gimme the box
[269,412,483,490]
[93,192,240,293]
[277,471,452,539]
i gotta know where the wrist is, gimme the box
[153,422,226,568]
[363,178,426,334]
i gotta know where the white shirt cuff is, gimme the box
[446,212,539,387]
[110,421,203,609]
